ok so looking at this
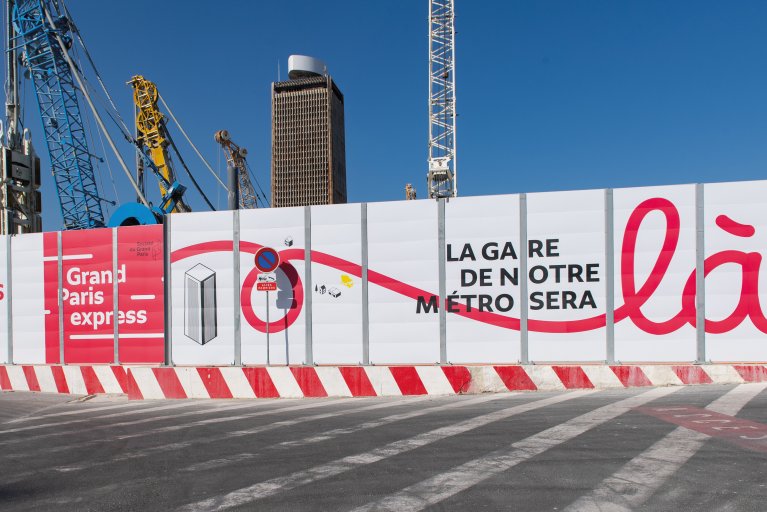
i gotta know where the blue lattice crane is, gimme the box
[9,0,108,229]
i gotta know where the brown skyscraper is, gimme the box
[271,56,347,207]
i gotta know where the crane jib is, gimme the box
[12,0,108,229]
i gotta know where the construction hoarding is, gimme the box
[2,179,767,365]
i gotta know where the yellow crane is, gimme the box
[129,75,190,213]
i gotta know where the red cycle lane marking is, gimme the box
[637,406,767,453]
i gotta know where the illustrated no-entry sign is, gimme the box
[254,247,280,273]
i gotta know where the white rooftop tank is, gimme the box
[288,55,326,79]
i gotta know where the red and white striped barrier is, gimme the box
[2,364,767,399]
[467,364,767,392]
[0,365,129,396]
[124,366,472,400]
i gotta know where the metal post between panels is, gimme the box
[57,231,64,364]
[163,217,172,366]
[233,210,241,366]
[605,189,615,364]
[519,194,529,364]
[695,183,706,363]
[113,228,119,364]
[438,199,447,364]
[6,235,12,364]
[304,206,313,365]
[361,203,370,365]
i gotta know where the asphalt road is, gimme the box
[0,384,766,511]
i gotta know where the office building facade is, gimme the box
[271,65,347,207]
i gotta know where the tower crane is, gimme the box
[214,130,257,210]
[1,0,41,233]
[427,0,457,199]
[7,0,109,229]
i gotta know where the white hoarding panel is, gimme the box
[704,181,767,361]
[613,184,697,361]
[445,195,520,363]
[526,190,607,361]
[0,236,7,363]
[240,207,306,365]
[170,211,235,365]
[310,203,363,364]
[12,233,47,363]
[367,200,439,363]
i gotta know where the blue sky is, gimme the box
[7,1,767,230]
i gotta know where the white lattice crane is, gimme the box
[427,0,457,198]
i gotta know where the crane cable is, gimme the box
[158,94,228,192]
[245,161,270,207]
[70,42,121,211]
[61,0,174,202]
[165,133,217,211]
[65,0,229,206]
[42,5,149,208]
[61,1,133,139]
[61,0,227,213]
[60,22,200,211]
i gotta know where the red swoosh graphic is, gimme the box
[171,241,604,333]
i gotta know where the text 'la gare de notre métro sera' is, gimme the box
[416,239,600,315]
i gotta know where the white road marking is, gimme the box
[176,390,595,512]
[278,393,512,449]
[183,393,516,473]
[562,383,767,512]
[0,400,201,435]
[349,386,680,512]
[5,400,153,423]
[39,398,357,457]
[31,396,513,507]
[2,397,384,484]
[0,397,436,484]
[112,397,392,441]
[5,401,316,452]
